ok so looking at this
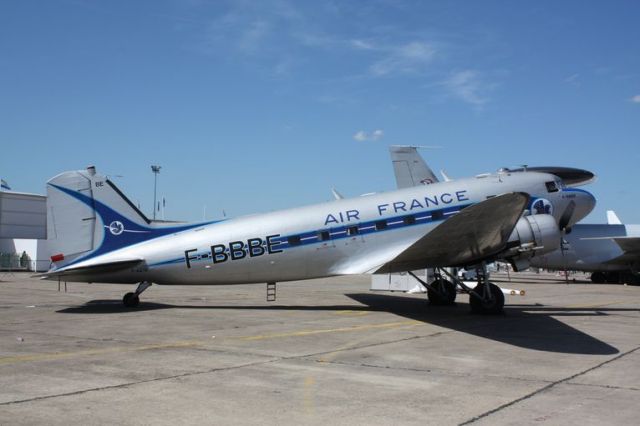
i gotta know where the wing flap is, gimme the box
[376,192,529,273]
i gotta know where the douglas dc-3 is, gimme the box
[42,162,595,313]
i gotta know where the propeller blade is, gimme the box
[558,200,576,230]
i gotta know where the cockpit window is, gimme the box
[545,181,559,193]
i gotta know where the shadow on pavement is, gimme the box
[57,293,627,355]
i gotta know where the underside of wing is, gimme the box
[601,237,640,265]
[37,258,144,279]
[375,192,529,273]
[612,237,640,255]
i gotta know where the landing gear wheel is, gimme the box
[605,272,621,284]
[428,278,457,305]
[469,283,504,314]
[123,292,140,307]
[591,272,606,284]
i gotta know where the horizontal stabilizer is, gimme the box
[376,192,529,273]
[37,258,144,279]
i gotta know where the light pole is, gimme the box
[151,165,161,220]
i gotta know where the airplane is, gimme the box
[388,146,639,285]
[530,211,640,284]
[41,161,595,314]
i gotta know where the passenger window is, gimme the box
[545,181,559,193]
[432,210,443,220]
[375,221,387,230]
[287,236,301,246]
[318,231,330,241]
[403,215,416,225]
[347,226,359,236]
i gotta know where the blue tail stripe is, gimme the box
[49,183,221,267]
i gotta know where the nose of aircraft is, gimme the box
[566,187,596,227]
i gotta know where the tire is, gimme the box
[591,272,606,284]
[469,283,504,314]
[123,292,140,307]
[428,278,457,305]
[605,272,621,284]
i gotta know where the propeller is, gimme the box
[558,200,576,283]
[558,200,576,231]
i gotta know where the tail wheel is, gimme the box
[123,292,140,307]
[428,278,457,305]
[469,283,504,314]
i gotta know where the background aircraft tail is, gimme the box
[389,145,440,188]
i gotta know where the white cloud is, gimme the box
[350,39,375,50]
[441,70,490,106]
[564,73,581,87]
[631,95,640,103]
[237,20,271,53]
[369,41,437,77]
[353,129,384,142]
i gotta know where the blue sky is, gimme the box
[1,0,639,223]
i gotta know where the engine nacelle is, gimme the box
[504,214,562,271]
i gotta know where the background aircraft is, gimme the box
[531,211,640,284]
[41,161,591,313]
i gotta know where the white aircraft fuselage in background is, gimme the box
[531,223,640,283]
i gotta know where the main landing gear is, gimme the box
[408,270,456,306]
[123,281,152,307]
[435,263,505,315]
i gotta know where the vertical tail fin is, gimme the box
[46,166,206,269]
[389,145,440,188]
[606,210,622,225]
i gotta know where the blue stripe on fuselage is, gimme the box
[148,203,470,268]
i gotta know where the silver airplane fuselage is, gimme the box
[50,171,595,285]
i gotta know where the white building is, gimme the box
[0,189,48,271]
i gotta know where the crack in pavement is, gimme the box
[0,329,449,406]
[311,358,556,386]
[459,345,640,425]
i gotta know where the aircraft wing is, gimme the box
[577,236,640,266]
[612,237,640,254]
[37,258,144,279]
[375,192,529,273]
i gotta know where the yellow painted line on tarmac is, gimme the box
[1,321,425,365]
[334,310,370,317]
[235,320,422,341]
[298,320,423,413]
[303,375,317,416]
[0,340,201,366]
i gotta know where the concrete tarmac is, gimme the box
[0,271,639,425]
